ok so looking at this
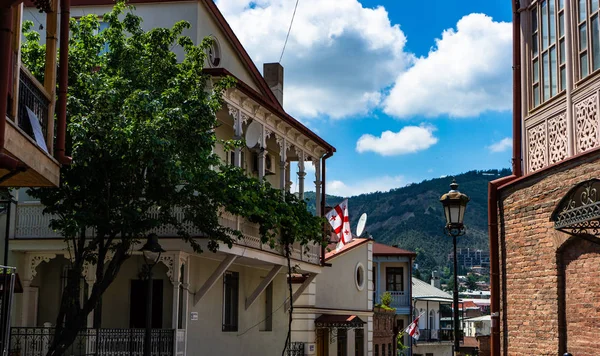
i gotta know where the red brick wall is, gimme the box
[498,152,600,356]
[478,335,490,356]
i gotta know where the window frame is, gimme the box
[576,0,600,81]
[222,270,239,332]
[385,267,404,292]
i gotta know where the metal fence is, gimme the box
[17,68,49,145]
[9,328,174,356]
[286,342,304,356]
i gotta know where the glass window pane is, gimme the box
[559,12,565,37]
[560,66,566,91]
[543,51,550,100]
[593,15,600,70]
[559,0,564,9]
[550,47,558,96]
[542,1,549,49]
[533,34,539,56]
[582,52,589,77]
[560,39,565,64]
[532,8,538,32]
[580,0,588,22]
[580,23,588,50]
[593,0,599,13]
[533,58,539,83]
[534,84,540,107]
[549,0,556,44]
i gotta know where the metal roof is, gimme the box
[412,277,454,301]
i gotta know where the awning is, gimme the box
[315,314,365,328]
[551,179,600,235]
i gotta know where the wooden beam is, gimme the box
[245,265,282,310]
[285,273,317,311]
[43,0,58,154]
[193,255,237,306]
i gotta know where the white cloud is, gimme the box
[328,175,407,197]
[356,124,438,156]
[216,0,413,119]
[383,13,512,118]
[488,137,512,153]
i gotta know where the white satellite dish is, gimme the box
[245,121,262,149]
[356,213,367,237]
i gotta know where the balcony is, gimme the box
[417,329,463,344]
[374,290,410,314]
[3,66,59,187]
[9,327,185,356]
[14,203,321,265]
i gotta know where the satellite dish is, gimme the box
[356,213,367,237]
[245,121,262,149]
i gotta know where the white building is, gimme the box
[462,315,491,338]
[411,278,455,356]
[10,1,335,355]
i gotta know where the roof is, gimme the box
[463,336,479,348]
[454,301,480,309]
[412,277,454,301]
[315,314,365,327]
[324,238,370,261]
[464,315,491,323]
[372,242,416,257]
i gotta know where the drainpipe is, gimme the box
[55,0,72,165]
[489,2,524,355]
[320,150,333,266]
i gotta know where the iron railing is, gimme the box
[287,342,304,356]
[375,291,410,308]
[9,328,174,356]
[17,67,49,146]
[418,329,462,343]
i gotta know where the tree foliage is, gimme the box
[22,3,324,355]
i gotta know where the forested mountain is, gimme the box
[304,168,512,278]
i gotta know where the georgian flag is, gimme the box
[405,315,421,340]
[325,199,352,251]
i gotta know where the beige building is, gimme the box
[10,1,335,356]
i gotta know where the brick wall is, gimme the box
[498,151,600,355]
[478,335,490,356]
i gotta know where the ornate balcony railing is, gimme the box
[9,327,175,356]
[14,203,321,265]
[286,342,304,356]
[16,67,50,148]
[418,329,463,343]
[374,290,410,309]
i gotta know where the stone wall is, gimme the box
[498,150,600,355]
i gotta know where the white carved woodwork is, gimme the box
[575,94,599,153]
[527,121,547,172]
[548,112,568,164]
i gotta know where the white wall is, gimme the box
[414,300,440,331]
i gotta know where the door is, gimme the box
[130,279,163,328]
[317,328,329,356]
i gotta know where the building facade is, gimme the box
[10,1,335,356]
[489,0,600,355]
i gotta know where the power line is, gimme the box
[279,0,300,63]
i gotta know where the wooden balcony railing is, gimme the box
[375,290,410,309]
[14,203,321,265]
[9,327,176,356]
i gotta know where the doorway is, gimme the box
[129,279,163,328]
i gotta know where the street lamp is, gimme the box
[139,233,165,356]
[440,180,469,356]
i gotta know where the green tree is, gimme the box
[465,273,479,291]
[22,4,324,355]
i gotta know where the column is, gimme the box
[171,255,181,330]
[84,264,96,328]
[564,0,575,156]
[314,158,321,216]
[258,124,265,182]
[229,105,242,167]
[297,151,306,200]
[277,136,287,196]
[181,258,190,356]
[20,280,38,326]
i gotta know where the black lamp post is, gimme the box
[440,180,469,356]
[139,233,165,356]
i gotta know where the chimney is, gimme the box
[263,63,284,106]
[431,270,441,289]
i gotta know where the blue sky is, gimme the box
[216,0,515,197]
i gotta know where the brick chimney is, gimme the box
[263,63,284,106]
[431,270,441,289]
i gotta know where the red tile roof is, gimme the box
[324,238,370,261]
[372,242,416,257]
[463,336,479,348]
[454,301,480,309]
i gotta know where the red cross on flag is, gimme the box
[405,314,421,340]
[325,199,352,251]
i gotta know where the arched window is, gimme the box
[429,309,435,330]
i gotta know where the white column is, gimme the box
[564,0,575,156]
[297,151,306,200]
[258,124,266,182]
[21,280,38,326]
[314,158,321,216]
[84,264,96,328]
[277,136,287,196]
[181,258,190,356]
[171,256,182,330]
[228,105,242,167]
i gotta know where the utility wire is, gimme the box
[279,0,300,63]
[236,297,290,337]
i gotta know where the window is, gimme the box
[531,0,566,108]
[374,344,379,356]
[382,344,386,356]
[222,271,239,331]
[337,328,347,356]
[263,282,273,331]
[355,329,364,356]
[355,263,365,291]
[387,343,391,356]
[386,267,404,291]
[577,0,600,78]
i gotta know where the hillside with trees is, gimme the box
[305,168,512,280]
